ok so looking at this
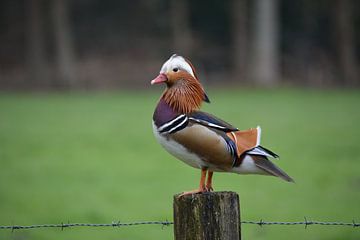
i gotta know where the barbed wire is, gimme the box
[241,217,360,229]
[0,218,359,231]
[0,221,173,232]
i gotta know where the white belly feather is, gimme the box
[152,121,205,169]
[231,155,265,174]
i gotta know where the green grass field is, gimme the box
[0,89,359,240]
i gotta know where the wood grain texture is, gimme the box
[173,191,241,240]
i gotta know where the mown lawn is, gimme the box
[0,89,359,240]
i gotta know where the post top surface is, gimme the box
[174,191,239,201]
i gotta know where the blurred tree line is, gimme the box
[0,0,359,90]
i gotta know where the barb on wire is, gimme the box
[0,219,358,231]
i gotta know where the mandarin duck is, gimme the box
[151,54,293,195]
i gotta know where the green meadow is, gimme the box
[0,89,359,240]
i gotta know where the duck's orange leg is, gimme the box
[205,171,214,191]
[180,168,207,196]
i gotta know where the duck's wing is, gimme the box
[189,111,261,157]
[188,111,238,132]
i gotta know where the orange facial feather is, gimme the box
[162,71,205,114]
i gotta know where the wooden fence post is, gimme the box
[173,191,241,240]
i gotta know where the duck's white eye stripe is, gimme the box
[159,55,195,78]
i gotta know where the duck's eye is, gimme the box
[173,68,179,72]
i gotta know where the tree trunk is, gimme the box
[52,0,76,89]
[250,0,280,87]
[26,0,48,87]
[231,0,248,83]
[171,0,193,57]
[334,0,358,87]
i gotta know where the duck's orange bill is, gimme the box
[151,73,168,85]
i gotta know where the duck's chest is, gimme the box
[152,100,205,169]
